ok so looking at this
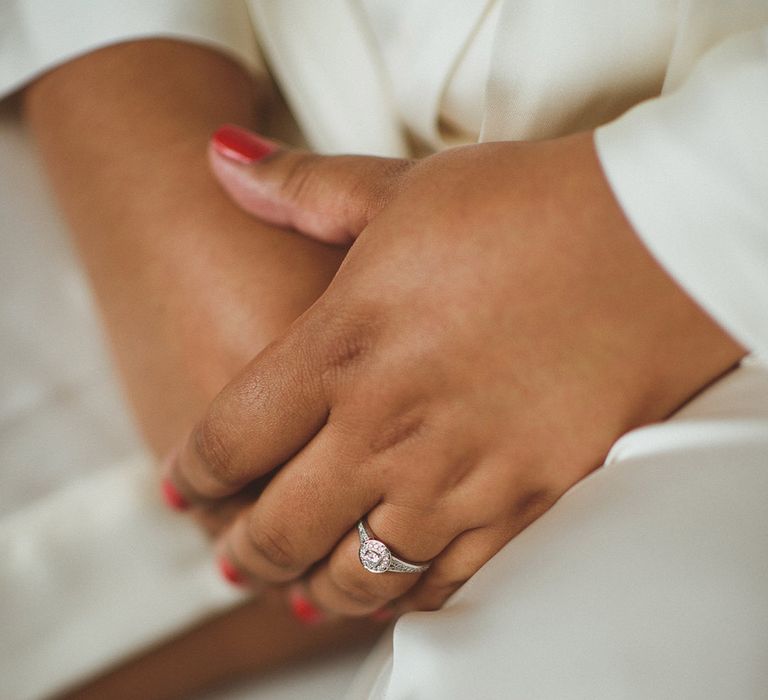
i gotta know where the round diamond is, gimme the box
[359,539,391,573]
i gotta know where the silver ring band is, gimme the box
[357,520,431,574]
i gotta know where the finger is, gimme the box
[396,478,564,613]
[167,327,330,503]
[209,124,412,244]
[304,504,460,617]
[215,423,380,583]
[396,525,521,613]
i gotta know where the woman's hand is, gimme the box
[168,128,744,616]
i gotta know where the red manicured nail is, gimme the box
[218,556,246,587]
[161,478,188,511]
[289,586,325,625]
[370,607,395,622]
[211,124,278,164]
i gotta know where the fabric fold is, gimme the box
[596,26,768,357]
[0,0,263,99]
[0,457,247,700]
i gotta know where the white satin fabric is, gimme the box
[0,1,767,698]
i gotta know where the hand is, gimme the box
[168,128,744,616]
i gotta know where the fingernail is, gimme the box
[218,556,246,587]
[288,586,326,625]
[370,607,395,622]
[161,478,189,511]
[211,124,278,164]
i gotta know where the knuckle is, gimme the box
[512,483,559,521]
[192,411,240,488]
[328,332,367,369]
[323,325,371,372]
[245,522,301,575]
[316,321,376,391]
[279,153,321,205]
[367,411,427,457]
[348,179,382,223]
[296,301,377,383]
[346,161,403,220]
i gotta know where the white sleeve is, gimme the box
[595,27,768,357]
[0,0,263,98]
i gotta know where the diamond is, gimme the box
[359,539,391,574]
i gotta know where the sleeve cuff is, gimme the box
[595,27,768,356]
[0,0,264,99]
[0,456,248,699]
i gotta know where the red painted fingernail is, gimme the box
[211,124,278,164]
[218,556,246,587]
[289,587,326,625]
[370,607,395,622]
[161,478,189,511]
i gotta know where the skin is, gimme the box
[24,40,378,699]
[23,39,343,458]
[167,130,746,618]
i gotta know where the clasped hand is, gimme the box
[165,128,741,617]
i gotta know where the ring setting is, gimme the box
[357,520,431,574]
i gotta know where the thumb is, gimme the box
[208,124,410,245]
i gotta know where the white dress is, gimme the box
[1,1,767,698]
